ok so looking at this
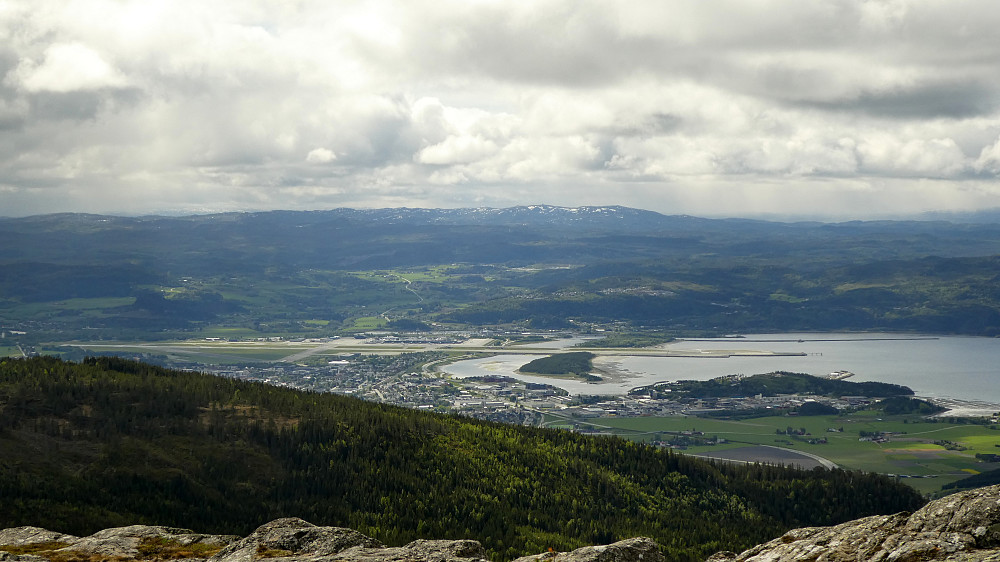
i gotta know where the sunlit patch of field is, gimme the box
[4,297,135,319]
[595,413,1000,494]
[352,316,388,329]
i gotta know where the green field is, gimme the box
[591,412,1000,494]
[66,342,300,363]
[197,327,266,339]
[352,316,389,329]
[349,265,478,284]
[1,297,135,321]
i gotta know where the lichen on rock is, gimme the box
[706,484,1000,561]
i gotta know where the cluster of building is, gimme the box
[204,353,572,425]
[625,390,876,416]
[198,348,895,429]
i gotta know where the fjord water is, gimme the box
[443,333,1000,405]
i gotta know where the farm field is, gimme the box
[66,342,301,363]
[16,331,1000,496]
[594,412,1000,494]
[0,296,136,321]
[51,337,488,365]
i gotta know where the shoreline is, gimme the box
[680,336,940,343]
[926,397,1000,418]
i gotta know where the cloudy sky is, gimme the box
[3,0,1000,219]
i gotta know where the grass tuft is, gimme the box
[254,545,293,558]
[136,537,225,560]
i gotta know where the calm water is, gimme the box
[442,333,1000,404]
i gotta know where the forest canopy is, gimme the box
[0,356,924,562]
[518,352,596,375]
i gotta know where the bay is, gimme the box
[442,333,1000,407]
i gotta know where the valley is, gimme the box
[0,355,926,561]
[39,330,1000,495]
[4,207,1000,500]
[6,207,1000,346]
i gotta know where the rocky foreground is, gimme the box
[709,484,1000,562]
[1,485,999,562]
[0,517,661,562]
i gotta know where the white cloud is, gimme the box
[3,0,1000,218]
[416,136,498,165]
[14,42,129,92]
[857,136,970,177]
[306,148,337,164]
[975,136,1000,175]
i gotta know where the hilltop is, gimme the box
[0,356,923,561]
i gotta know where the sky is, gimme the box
[3,0,1000,220]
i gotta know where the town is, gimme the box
[6,330,977,431]
[190,346,887,430]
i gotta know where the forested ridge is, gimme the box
[0,356,924,561]
[633,372,914,399]
[518,352,596,375]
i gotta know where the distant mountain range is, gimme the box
[3,205,1000,341]
[5,204,1000,263]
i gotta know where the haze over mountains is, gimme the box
[6,205,1000,269]
[3,205,1000,343]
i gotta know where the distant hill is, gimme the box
[518,352,597,377]
[633,372,914,400]
[4,206,1000,341]
[0,356,924,562]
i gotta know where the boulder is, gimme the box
[325,539,488,562]
[0,518,653,562]
[514,537,663,562]
[208,518,383,562]
[0,527,77,547]
[707,484,1000,561]
[68,525,237,559]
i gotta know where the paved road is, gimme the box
[690,445,838,469]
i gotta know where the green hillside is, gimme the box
[519,352,596,376]
[0,356,924,561]
[6,209,1000,342]
[633,371,914,399]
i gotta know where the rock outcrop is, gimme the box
[0,518,654,562]
[0,524,235,562]
[512,537,662,562]
[72,525,237,559]
[707,484,1000,561]
[208,518,384,562]
[3,486,1000,562]
[0,527,78,547]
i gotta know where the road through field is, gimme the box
[690,445,838,470]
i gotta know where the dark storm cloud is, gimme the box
[802,81,998,119]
